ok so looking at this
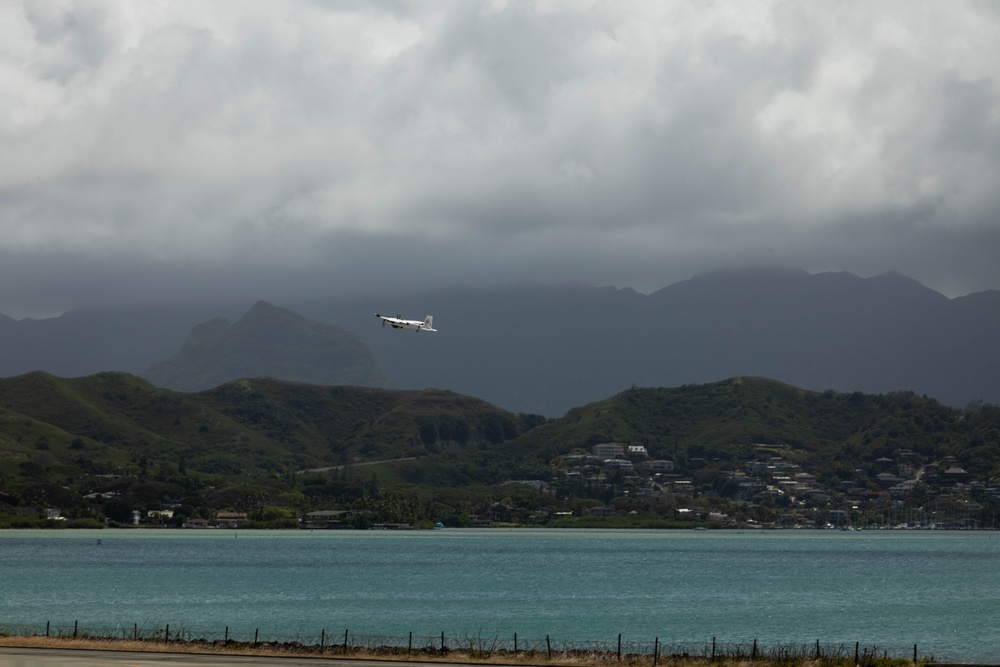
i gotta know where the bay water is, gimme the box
[0,529,996,662]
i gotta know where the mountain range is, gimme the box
[1,268,998,416]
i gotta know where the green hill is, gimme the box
[512,378,981,452]
[0,372,533,480]
[502,377,1000,477]
[0,373,997,529]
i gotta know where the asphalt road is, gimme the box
[0,647,480,667]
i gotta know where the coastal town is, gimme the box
[540,442,998,530]
[25,438,994,531]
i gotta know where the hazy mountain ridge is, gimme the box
[1,269,999,416]
[0,304,232,378]
[299,270,1000,415]
[142,301,390,392]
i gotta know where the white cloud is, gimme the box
[1,0,999,316]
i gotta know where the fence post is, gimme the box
[752,638,757,660]
[441,631,446,651]
[514,632,518,653]
[73,621,78,639]
[654,637,659,666]
[254,628,259,648]
[547,635,552,660]
[855,641,859,664]
[344,629,349,654]
[320,629,325,653]
[617,634,622,661]
[711,637,716,661]
[165,624,169,644]
[408,631,412,655]
[46,621,49,638]
[913,644,917,662]
[815,639,821,659]
[134,623,137,641]
[225,626,228,644]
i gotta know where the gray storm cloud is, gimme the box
[1,0,999,317]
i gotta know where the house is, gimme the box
[183,518,210,529]
[303,510,350,529]
[739,481,767,496]
[646,460,675,473]
[589,506,614,517]
[627,445,649,460]
[876,472,903,488]
[890,480,918,497]
[592,443,625,458]
[671,480,695,496]
[804,490,832,505]
[216,512,249,528]
[147,510,174,524]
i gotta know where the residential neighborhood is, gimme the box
[542,442,999,529]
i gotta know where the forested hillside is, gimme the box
[0,373,997,529]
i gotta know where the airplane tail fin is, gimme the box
[424,316,433,328]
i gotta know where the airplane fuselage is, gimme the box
[375,313,436,333]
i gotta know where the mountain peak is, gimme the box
[143,303,389,392]
[243,300,293,318]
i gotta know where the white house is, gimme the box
[592,443,625,458]
[646,460,675,472]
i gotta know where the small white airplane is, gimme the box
[375,313,437,333]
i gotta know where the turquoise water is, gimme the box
[0,529,997,662]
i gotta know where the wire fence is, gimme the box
[0,622,929,664]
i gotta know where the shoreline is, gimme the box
[0,635,926,667]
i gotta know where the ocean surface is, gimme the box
[0,529,997,662]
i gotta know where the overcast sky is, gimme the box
[2,1,999,318]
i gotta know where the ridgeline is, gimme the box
[0,373,997,529]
